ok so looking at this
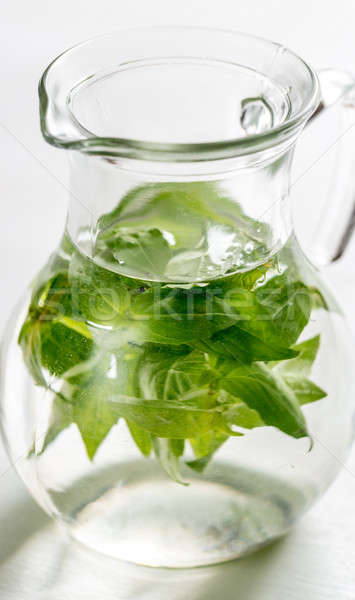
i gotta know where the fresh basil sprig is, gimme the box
[19,183,327,483]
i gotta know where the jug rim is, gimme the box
[39,26,320,162]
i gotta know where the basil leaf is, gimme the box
[169,439,185,458]
[283,377,326,405]
[220,275,311,349]
[254,274,312,346]
[40,320,93,378]
[273,335,320,377]
[97,182,260,246]
[152,437,187,485]
[29,248,71,310]
[126,420,152,457]
[19,265,94,381]
[39,391,74,452]
[19,315,93,383]
[223,400,265,430]
[187,430,228,472]
[195,325,298,364]
[18,320,47,386]
[69,252,131,326]
[72,381,121,460]
[271,336,326,405]
[108,347,219,438]
[216,263,268,292]
[39,272,73,317]
[135,345,212,399]
[220,363,308,439]
[102,228,172,281]
[41,346,141,457]
[109,395,219,439]
[185,456,213,473]
[129,287,234,345]
[96,182,270,281]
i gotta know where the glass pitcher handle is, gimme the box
[308,69,355,266]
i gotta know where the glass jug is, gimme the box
[1,27,355,568]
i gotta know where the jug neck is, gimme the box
[66,148,295,282]
[39,27,320,281]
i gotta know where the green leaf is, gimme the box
[104,228,172,281]
[283,377,326,405]
[219,275,312,349]
[220,363,308,439]
[152,437,187,485]
[135,345,211,399]
[195,325,298,364]
[189,428,228,459]
[19,263,95,383]
[96,182,271,281]
[97,182,260,245]
[109,395,219,439]
[223,400,265,430]
[29,251,71,310]
[310,286,328,310]
[108,347,221,438]
[187,429,228,472]
[254,274,312,346]
[185,455,212,473]
[271,336,326,405]
[18,320,47,386]
[217,263,269,292]
[40,320,93,378]
[29,271,73,321]
[126,420,152,456]
[273,335,320,377]
[39,391,74,452]
[19,316,94,385]
[72,381,121,460]
[41,346,142,458]
[69,251,131,326]
[128,286,235,345]
[169,439,185,458]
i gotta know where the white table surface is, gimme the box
[1,1,355,597]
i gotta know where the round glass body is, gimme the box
[1,231,354,567]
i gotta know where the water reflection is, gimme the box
[0,487,288,599]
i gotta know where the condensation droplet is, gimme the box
[244,241,255,254]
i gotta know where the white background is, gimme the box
[1,1,355,598]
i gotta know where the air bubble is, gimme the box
[240,97,274,135]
